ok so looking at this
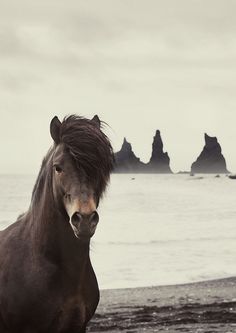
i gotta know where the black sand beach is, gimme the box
[88,277,236,332]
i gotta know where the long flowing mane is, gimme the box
[59,115,114,196]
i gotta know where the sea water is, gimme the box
[0,173,236,290]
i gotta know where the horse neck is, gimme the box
[29,162,90,271]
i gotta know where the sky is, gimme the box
[0,0,236,173]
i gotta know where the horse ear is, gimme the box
[50,116,61,144]
[91,115,101,129]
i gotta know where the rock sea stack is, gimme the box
[114,138,145,173]
[191,133,229,174]
[147,130,172,173]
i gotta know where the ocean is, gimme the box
[0,173,236,290]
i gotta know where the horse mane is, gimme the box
[30,147,54,215]
[58,115,114,197]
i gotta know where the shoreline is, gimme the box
[88,277,236,332]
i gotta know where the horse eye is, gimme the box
[54,165,63,173]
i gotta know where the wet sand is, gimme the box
[88,277,236,332]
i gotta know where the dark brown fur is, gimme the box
[0,115,114,332]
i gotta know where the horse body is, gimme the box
[0,115,113,332]
[0,215,98,332]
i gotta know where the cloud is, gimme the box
[0,0,236,172]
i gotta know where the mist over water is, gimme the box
[0,173,236,289]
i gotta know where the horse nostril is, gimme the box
[71,212,83,228]
[89,211,99,226]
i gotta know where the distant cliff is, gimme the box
[114,138,145,173]
[114,131,172,173]
[191,133,229,174]
[147,130,172,173]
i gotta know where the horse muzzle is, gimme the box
[70,211,99,239]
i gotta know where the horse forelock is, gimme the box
[59,115,114,196]
[31,115,114,212]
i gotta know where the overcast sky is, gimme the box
[0,0,236,173]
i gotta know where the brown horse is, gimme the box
[0,115,114,332]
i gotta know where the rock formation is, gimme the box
[114,131,172,173]
[191,133,229,173]
[114,138,145,173]
[147,130,172,173]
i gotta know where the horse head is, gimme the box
[50,115,114,241]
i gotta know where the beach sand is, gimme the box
[88,277,236,332]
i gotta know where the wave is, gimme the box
[96,236,236,246]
